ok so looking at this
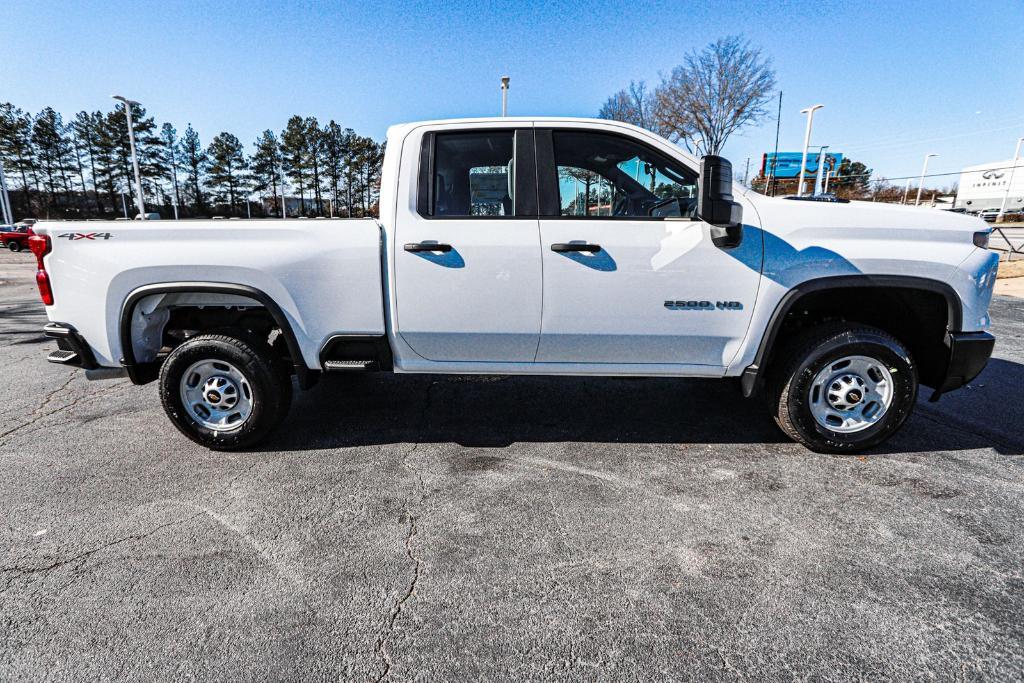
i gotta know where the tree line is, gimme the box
[0,101,385,221]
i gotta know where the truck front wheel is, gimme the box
[159,333,292,450]
[769,324,918,453]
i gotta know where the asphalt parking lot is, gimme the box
[1,252,1023,680]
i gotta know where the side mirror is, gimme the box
[698,155,743,249]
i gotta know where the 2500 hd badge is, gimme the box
[664,300,743,310]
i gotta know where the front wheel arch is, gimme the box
[741,275,961,398]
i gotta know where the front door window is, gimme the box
[552,130,698,219]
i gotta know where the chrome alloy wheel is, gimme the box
[179,359,254,432]
[808,355,894,433]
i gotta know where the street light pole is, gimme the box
[914,153,937,206]
[797,104,824,197]
[112,95,147,218]
[813,146,829,196]
[0,158,13,225]
[997,137,1024,221]
[500,76,510,117]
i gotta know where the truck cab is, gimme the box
[385,119,759,372]
[29,117,999,453]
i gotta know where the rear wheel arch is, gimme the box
[742,275,962,397]
[118,282,315,389]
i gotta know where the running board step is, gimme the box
[47,349,80,364]
[323,359,375,372]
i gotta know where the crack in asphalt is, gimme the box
[30,372,76,416]
[0,463,257,595]
[372,380,436,682]
[0,379,132,448]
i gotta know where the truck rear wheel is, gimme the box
[8,241,21,252]
[769,324,918,453]
[159,333,292,450]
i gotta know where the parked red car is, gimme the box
[0,224,34,252]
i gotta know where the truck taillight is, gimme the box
[28,235,53,305]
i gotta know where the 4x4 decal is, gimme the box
[57,232,113,241]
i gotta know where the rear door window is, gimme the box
[432,132,515,217]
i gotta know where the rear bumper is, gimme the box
[932,330,994,397]
[43,323,98,370]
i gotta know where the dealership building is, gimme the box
[956,158,1024,212]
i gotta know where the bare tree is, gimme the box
[598,80,665,136]
[653,36,776,155]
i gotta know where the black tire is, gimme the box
[159,333,292,450]
[8,241,21,252]
[768,324,918,453]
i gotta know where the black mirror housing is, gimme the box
[698,155,743,249]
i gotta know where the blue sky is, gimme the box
[4,0,1023,186]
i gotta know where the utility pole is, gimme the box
[915,153,937,206]
[770,91,782,196]
[112,95,147,218]
[797,104,824,197]
[280,165,287,218]
[500,76,510,117]
[997,137,1023,221]
[0,158,13,225]
[743,157,750,186]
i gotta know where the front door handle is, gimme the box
[551,243,602,253]
[404,242,452,253]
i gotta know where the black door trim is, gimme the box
[415,127,539,219]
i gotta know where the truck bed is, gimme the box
[32,218,385,370]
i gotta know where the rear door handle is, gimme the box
[551,243,602,253]
[404,242,452,253]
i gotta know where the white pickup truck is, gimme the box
[29,117,998,453]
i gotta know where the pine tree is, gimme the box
[160,123,182,213]
[70,111,102,212]
[0,103,40,217]
[92,111,125,214]
[280,115,309,215]
[339,127,357,216]
[321,121,349,217]
[251,130,282,216]
[31,107,75,211]
[351,136,384,217]
[179,124,207,212]
[206,132,248,215]
[305,117,324,215]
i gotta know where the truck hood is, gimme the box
[742,193,987,236]
[738,192,992,295]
